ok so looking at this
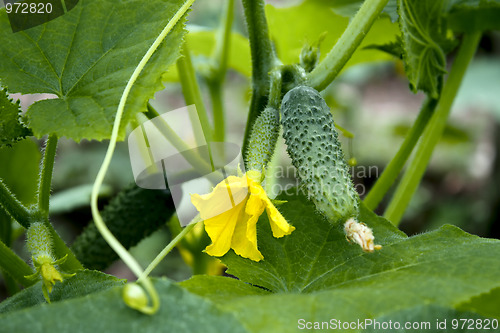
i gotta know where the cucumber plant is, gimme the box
[0,0,499,331]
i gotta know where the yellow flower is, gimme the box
[25,254,75,303]
[190,172,295,261]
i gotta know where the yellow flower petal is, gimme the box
[231,211,264,261]
[265,202,295,238]
[204,198,246,257]
[191,175,248,221]
[190,173,295,262]
[247,176,295,238]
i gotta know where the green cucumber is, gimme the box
[71,183,175,270]
[281,86,359,224]
[26,222,54,262]
[246,106,280,173]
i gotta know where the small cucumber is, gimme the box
[71,183,175,270]
[26,222,54,262]
[246,106,280,173]
[281,86,359,224]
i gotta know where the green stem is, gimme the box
[363,97,437,210]
[37,134,58,216]
[177,44,213,144]
[384,33,481,225]
[0,239,36,287]
[306,0,389,91]
[140,220,198,279]
[208,83,225,142]
[241,0,277,164]
[0,179,31,229]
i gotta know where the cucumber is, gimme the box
[246,106,280,173]
[281,86,359,224]
[71,183,175,270]
[26,222,54,262]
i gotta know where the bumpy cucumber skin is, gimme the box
[26,222,54,261]
[246,106,280,172]
[281,86,359,224]
[71,184,175,270]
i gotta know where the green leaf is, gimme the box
[179,275,268,304]
[265,0,399,71]
[447,0,500,32]
[364,36,403,59]
[398,0,452,98]
[0,270,124,314]
[0,0,187,141]
[221,194,406,293]
[0,89,31,148]
[183,192,500,332]
[0,278,247,333]
[457,286,500,320]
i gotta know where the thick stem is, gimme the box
[384,33,481,225]
[37,134,58,215]
[363,97,437,210]
[0,179,31,229]
[241,0,277,164]
[177,44,213,144]
[306,0,389,91]
[0,239,36,287]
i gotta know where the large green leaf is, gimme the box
[457,286,500,320]
[447,0,500,32]
[0,0,186,141]
[398,0,453,98]
[180,192,500,332]
[265,0,399,70]
[0,270,124,314]
[0,278,247,333]
[221,196,406,293]
[0,89,31,148]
